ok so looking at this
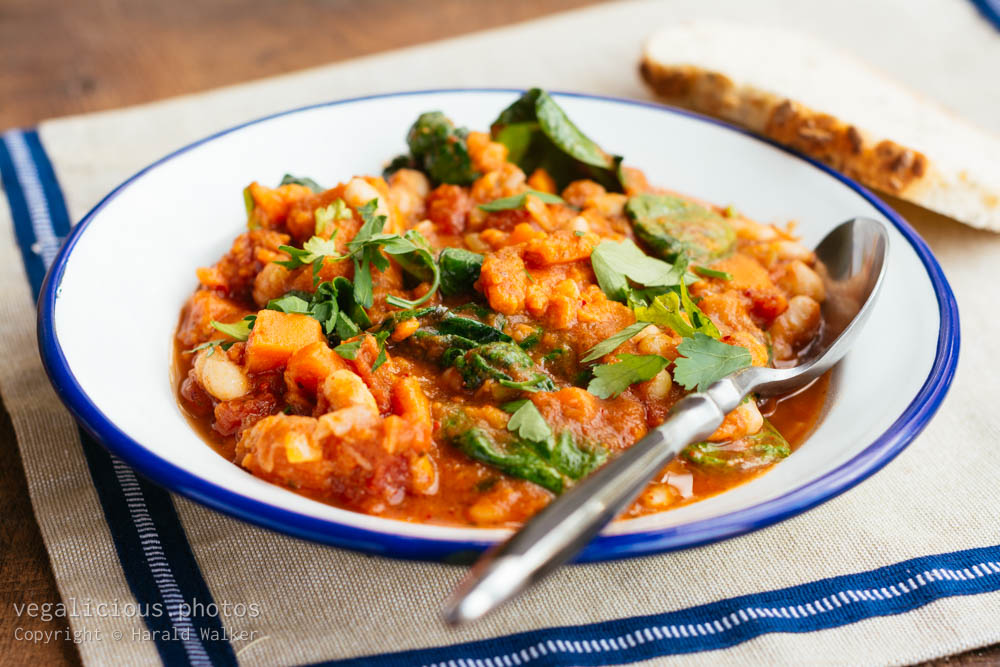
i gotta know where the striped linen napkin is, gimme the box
[2,1,1000,664]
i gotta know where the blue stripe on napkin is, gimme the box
[969,0,1000,31]
[318,544,1000,666]
[0,128,236,667]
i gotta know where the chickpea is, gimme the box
[640,369,673,401]
[639,483,679,509]
[636,326,673,357]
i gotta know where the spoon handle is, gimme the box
[442,381,747,625]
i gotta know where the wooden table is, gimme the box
[0,1,995,664]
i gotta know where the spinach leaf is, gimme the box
[436,314,513,344]
[382,154,417,180]
[491,89,624,192]
[453,341,554,392]
[444,413,607,494]
[438,247,484,296]
[545,431,607,480]
[517,327,545,350]
[626,193,736,264]
[682,420,790,471]
[406,111,479,185]
[453,427,565,494]
[279,174,323,191]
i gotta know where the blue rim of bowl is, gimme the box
[37,88,960,563]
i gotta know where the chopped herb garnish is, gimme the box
[587,354,669,399]
[266,293,311,315]
[632,276,720,339]
[314,199,352,236]
[371,331,391,372]
[580,321,648,363]
[590,238,688,302]
[501,399,530,413]
[210,316,256,341]
[478,189,564,212]
[333,339,362,360]
[275,235,340,285]
[692,265,732,280]
[672,333,752,392]
[506,401,552,442]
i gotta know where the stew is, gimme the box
[174,90,828,528]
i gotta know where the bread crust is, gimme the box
[640,58,929,197]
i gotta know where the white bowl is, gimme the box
[37,90,959,561]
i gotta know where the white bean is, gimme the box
[779,260,826,302]
[193,349,249,401]
[320,369,378,414]
[344,177,390,219]
[771,295,821,361]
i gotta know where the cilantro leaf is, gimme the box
[314,199,352,236]
[274,235,340,285]
[266,294,310,315]
[672,333,752,392]
[580,321,648,363]
[587,354,669,399]
[590,239,688,301]
[382,230,441,308]
[210,316,255,341]
[506,401,552,442]
[371,331,391,372]
[188,340,235,356]
[632,277,720,340]
[478,189,565,212]
[501,399,530,413]
[333,339,362,359]
[335,311,360,340]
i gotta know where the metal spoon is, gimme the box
[442,216,890,625]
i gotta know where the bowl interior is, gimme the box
[49,91,939,548]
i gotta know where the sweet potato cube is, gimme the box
[246,310,324,372]
[285,341,345,394]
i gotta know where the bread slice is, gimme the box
[640,21,1000,231]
